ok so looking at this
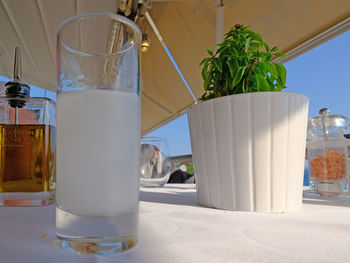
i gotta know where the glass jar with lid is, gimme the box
[307,108,350,196]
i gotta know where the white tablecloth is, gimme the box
[2,184,350,263]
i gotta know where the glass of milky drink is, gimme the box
[56,13,141,254]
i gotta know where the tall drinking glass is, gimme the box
[56,13,141,254]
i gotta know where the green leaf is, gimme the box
[275,63,287,85]
[255,74,270,91]
[201,68,208,85]
[214,58,223,72]
[229,47,238,57]
[275,52,288,57]
[259,62,267,76]
[266,62,277,78]
[207,82,214,90]
[207,93,216,100]
[224,76,229,93]
[245,30,263,43]
[253,65,261,75]
[207,49,214,56]
[231,66,246,88]
[268,81,275,91]
[216,44,228,55]
[262,53,272,62]
[254,75,260,92]
[231,83,243,94]
[245,37,252,52]
[263,42,270,51]
[248,42,260,52]
[199,58,210,67]
[226,59,238,77]
[202,64,214,87]
[203,81,209,91]
[217,42,227,47]
[271,46,279,52]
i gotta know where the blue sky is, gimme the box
[149,30,350,157]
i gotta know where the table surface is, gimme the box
[2,184,350,263]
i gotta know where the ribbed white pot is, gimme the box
[188,92,309,212]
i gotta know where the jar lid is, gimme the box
[308,108,350,136]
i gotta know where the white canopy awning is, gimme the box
[0,0,349,133]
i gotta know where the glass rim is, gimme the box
[57,12,141,58]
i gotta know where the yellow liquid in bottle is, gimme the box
[0,124,56,193]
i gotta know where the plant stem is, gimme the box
[244,58,257,91]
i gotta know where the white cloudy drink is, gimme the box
[56,89,140,252]
[56,13,141,254]
[56,88,140,216]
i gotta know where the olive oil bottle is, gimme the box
[0,48,56,206]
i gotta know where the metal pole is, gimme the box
[216,0,225,48]
[145,11,198,103]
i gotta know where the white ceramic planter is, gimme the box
[188,92,309,212]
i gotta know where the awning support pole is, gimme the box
[145,11,198,103]
[216,0,225,49]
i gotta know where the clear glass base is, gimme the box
[56,206,138,255]
[57,236,137,255]
[140,175,170,188]
[310,177,348,196]
[0,191,55,206]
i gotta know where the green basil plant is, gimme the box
[200,24,287,101]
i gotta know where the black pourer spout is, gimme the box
[5,47,30,108]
